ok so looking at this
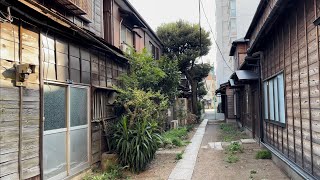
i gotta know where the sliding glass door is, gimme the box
[43,84,89,180]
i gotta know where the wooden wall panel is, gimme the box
[0,23,41,179]
[260,0,320,177]
[226,87,235,119]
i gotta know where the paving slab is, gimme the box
[240,138,256,144]
[168,119,208,180]
[208,142,223,150]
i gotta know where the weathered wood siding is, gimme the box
[0,22,41,179]
[261,0,320,178]
[41,32,127,167]
[247,0,280,48]
[89,0,104,37]
[226,87,235,119]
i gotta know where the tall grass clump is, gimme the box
[112,116,162,172]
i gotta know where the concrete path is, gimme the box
[168,119,208,180]
[204,109,224,120]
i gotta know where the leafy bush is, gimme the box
[161,127,189,148]
[225,154,239,163]
[255,150,272,159]
[227,142,243,154]
[112,116,162,172]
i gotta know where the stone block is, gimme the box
[101,153,118,171]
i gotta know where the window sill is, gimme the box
[264,119,286,128]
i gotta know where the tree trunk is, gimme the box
[185,71,198,115]
[191,81,198,115]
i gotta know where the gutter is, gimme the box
[262,142,317,180]
[13,0,129,62]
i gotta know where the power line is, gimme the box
[200,0,234,72]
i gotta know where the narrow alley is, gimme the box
[169,110,290,180]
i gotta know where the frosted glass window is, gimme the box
[44,85,66,131]
[278,74,285,123]
[121,25,126,43]
[70,128,88,170]
[269,80,275,120]
[43,132,67,179]
[70,87,88,127]
[264,73,286,124]
[274,78,279,121]
[263,82,268,119]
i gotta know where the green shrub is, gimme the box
[172,138,183,147]
[112,116,162,172]
[227,142,243,154]
[226,154,239,163]
[161,127,188,148]
[176,151,183,160]
[255,150,272,159]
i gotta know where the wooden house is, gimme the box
[226,0,320,179]
[0,0,162,179]
[229,38,261,140]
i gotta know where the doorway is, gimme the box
[43,84,90,180]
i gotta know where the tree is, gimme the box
[120,49,180,105]
[157,20,212,115]
[157,56,181,103]
[197,81,208,99]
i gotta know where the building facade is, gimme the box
[214,0,259,87]
[0,0,162,180]
[222,0,320,179]
[203,68,216,109]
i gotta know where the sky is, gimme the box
[128,0,217,66]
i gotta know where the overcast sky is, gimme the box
[128,0,217,66]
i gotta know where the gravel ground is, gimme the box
[192,123,289,180]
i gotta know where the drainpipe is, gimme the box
[252,51,264,143]
[119,18,123,46]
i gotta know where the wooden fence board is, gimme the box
[0,160,18,177]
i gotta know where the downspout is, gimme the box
[252,51,264,143]
[119,18,123,46]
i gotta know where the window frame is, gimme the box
[263,71,286,127]
[120,24,134,48]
